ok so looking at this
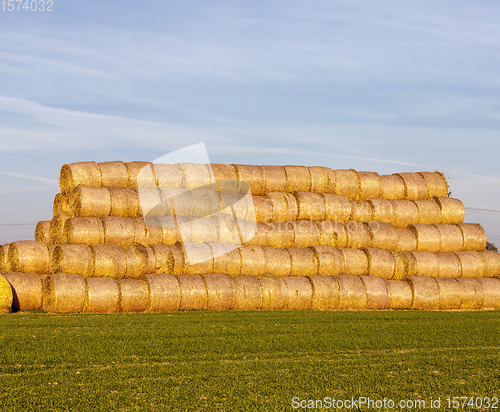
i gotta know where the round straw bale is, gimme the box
[260,165,287,193]
[368,199,394,223]
[233,164,265,196]
[118,278,149,312]
[311,246,344,276]
[125,161,157,189]
[232,276,262,310]
[174,216,194,244]
[138,187,167,218]
[412,200,442,225]
[244,222,269,247]
[436,252,462,279]
[239,246,266,276]
[267,221,295,248]
[434,277,461,310]
[212,214,240,244]
[293,221,321,248]
[92,244,127,278]
[42,273,86,313]
[191,187,222,218]
[160,187,187,217]
[282,277,313,310]
[318,221,348,248]
[59,161,101,193]
[309,166,336,194]
[332,169,360,199]
[417,171,448,198]
[360,275,390,309]
[455,223,487,251]
[322,194,351,222]
[259,275,287,310]
[392,200,419,228]
[0,243,9,273]
[457,278,483,310]
[266,192,298,222]
[396,228,417,252]
[53,192,70,215]
[148,244,175,273]
[294,192,325,221]
[211,243,241,276]
[356,171,382,199]
[142,273,181,312]
[131,217,157,246]
[395,173,427,200]
[368,222,398,251]
[108,187,139,218]
[309,275,340,310]
[380,174,405,200]
[409,251,439,277]
[154,163,184,189]
[51,245,94,277]
[220,187,252,222]
[433,224,463,253]
[455,251,485,278]
[345,221,372,249]
[69,186,111,218]
[8,241,50,274]
[349,200,373,222]
[337,275,367,310]
[478,250,500,278]
[476,278,500,309]
[364,248,394,280]
[101,216,135,246]
[179,163,214,190]
[284,165,311,192]
[98,161,129,187]
[126,243,156,279]
[49,213,69,245]
[248,195,269,224]
[202,274,235,310]
[35,220,51,244]
[178,274,208,310]
[434,197,465,224]
[210,163,238,189]
[287,247,318,277]
[84,277,120,313]
[387,280,413,309]
[156,216,181,245]
[391,252,407,280]
[63,217,104,245]
[408,276,439,310]
[2,272,42,311]
[186,217,218,244]
[181,243,214,275]
[409,224,441,253]
[262,247,291,277]
[340,248,369,276]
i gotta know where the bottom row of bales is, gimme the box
[1,272,500,313]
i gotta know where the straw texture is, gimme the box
[211,243,241,276]
[478,250,500,278]
[8,241,50,274]
[244,222,269,246]
[454,251,485,278]
[418,171,448,198]
[368,222,398,251]
[323,194,352,222]
[84,277,120,313]
[391,251,408,281]
[409,224,441,253]
[98,161,129,187]
[349,200,373,222]
[234,164,265,196]
[282,277,313,310]
[180,163,215,191]
[261,165,287,193]
[287,247,318,277]
[60,161,101,193]
[233,276,262,310]
[408,251,439,277]
[356,171,382,199]
[51,245,94,277]
[433,224,463,253]
[155,163,184,189]
[391,200,419,228]
[311,246,344,276]
[125,161,157,189]
[337,275,367,310]
[408,276,439,310]
[42,273,86,313]
[457,278,483,310]
[455,223,487,251]
[69,186,111,218]
[294,191,325,221]
[266,192,298,222]
[109,187,139,217]
[435,277,461,310]
[380,174,405,200]
[181,243,214,275]
[92,244,127,278]
[138,187,167,218]
[202,274,235,310]
[240,246,266,276]
[284,165,311,192]
[436,253,462,279]
[2,272,43,311]
[360,275,390,309]
[35,221,51,244]
[309,166,335,193]
[294,220,321,247]
[434,197,465,224]
[125,244,155,279]
[49,213,69,245]
[345,222,371,249]
[395,173,427,200]
[364,248,394,279]
[155,244,184,275]
[142,273,181,312]
[340,248,369,276]
[101,216,135,246]
[368,199,394,223]
[259,275,287,310]
[178,275,208,310]
[333,169,359,199]
[119,278,150,312]
[387,280,413,309]
[476,278,500,309]
[412,200,442,225]
[309,275,340,310]
[396,228,417,252]
[63,217,105,245]
[263,247,291,277]
[268,222,295,248]
[53,192,70,215]
[319,221,348,248]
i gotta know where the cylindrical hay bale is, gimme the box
[53,192,70,215]
[340,248,369,276]
[433,224,464,253]
[69,186,111,218]
[267,222,295,248]
[178,274,208,310]
[345,221,372,249]
[145,218,165,246]
[434,277,461,310]
[284,165,311,193]
[409,224,441,253]
[138,187,167,218]
[210,164,238,190]
[261,165,287,193]
[212,214,240,244]
[180,163,214,191]
[156,216,181,245]
[51,245,94,277]
[232,276,262,310]
[356,171,382,199]
[309,166,336,194]
[349,200,373,222]
[266,193,298,222]
[412,200,442,225]
[233,164,265,196]
[309,275,340,310]
[63,217,105,245]
[409,251,439,277]
[395,173,427,200]
[84,277,120,313]
[294,191,326,221]
[368,199,394,223]
[455,251,485,278]
[98,161,129,187]
[455,223,487,251]
[125,244,155,279]
[161,187,188,217]
[380,174,405,200]
[181,243,214,275]
[244,222,269,247]
[311,246,344,276]
[118,278,149,312]
[262,247,291,277]
[418,171,448,199]
[202,274,235,310]
[391,252,409,281]
[239,246,266,276]
[101,216,135,246]
[337,275,367,310]
[282,277,313,310]
[154,163,184,189]
[92,244,127,278]
[392,200,419,228]
[149,244,175,274]
[132,217,150,245]
[211,243,241,276]
[42,273,86,313]
[259,275,288,310]
[396,228,417,252]
[364,248,394,280]
[49,213,69,246]
[476,278,500,309]
[125,161,157,189]
[187,217,218,244]
[333,169,359,199]
[478,250,500,278]
[436,253,462,279]
[387,280,413,309]
[59,161,101,193]
[108,187,139,218]
[287,247,318,277]
[318,221,348,248]
[249,196,270,224]
[434,197,465,224]
[360,275,390,309]
[408,276,439,310]
[8,241,50,274]
[35,220,51,244]
[368,222,398,251]
[457,278,483,310]
[323,194,351,222]
[3,272,42,311]
[293,221,321,248]
[191,188,222,218]
[142,274,181,312]
[0,243,9,273]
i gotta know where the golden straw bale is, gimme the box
[478,250,500,278]
[287,247,318,277]
[3,272,42,311]
[92,244,127,278]
[240,246,266,276]
[132,217,150,245]
[395,173,427,200]
[211,243,241,276]
[160,187,187,217]
[293,221,321,247]
[294,192,325,221]
[101,216,135,246]
[233,164,265,196]
[409,224,441,253]
[174,216,195,244]
[333,169,360,199]
[191,187,222,218]
[261,165,287,193]
[35,221,51,244]
[284,165,312,192]
[310,246,344,276]
[233,276,262,310]
[395,228,417,252]
[266,192,298,222]
[138,188,166,218]
[282,277,313,310]
[417,171,448,199]
[262,247,291,277]
[202,274,235,310]
[178,274,208,310]
[337,275,367,310]
[457,278,483,310]
[408,276,439,310]
[368,222,398,251]
[455,223,487,251]
[210,164,238,189]
[434,197,465,224]
[433,224,463,253]
[268,222,295,248]
[323,194,351,222]
[69,186,111,217]
[186,217,218,244]
[387,280,413,309]
[391,200,419,228]
[244,222,269,246]
[436,253,462,279]
[42,273,86,313]
[51,245,94,277]
[59,161,101,193]
[149,244,175,273]
[0,244,11,273]
[309,275,340,310]
[84,277,120,313]
[98,161,129,187]
[118,278,149,312]
[154,163,184,189]
[309,166,336,194]
[211,214,240,244]
[108,187,139,218]
[125,244,156,279]
[53,192,70,215]
[356,171,382,199]
[156,216,181,245]
[180,163,215,190]
[63,217,104,245]
[412,200,442,225]
[368,199,394,223]
[408,251,439,277]
[434,277,461,310]
[340,248,369,276]
[380,174,405,200]
[251,196,273,223]
[364,248,394,279]
[8,241,50,274]
[259,275,287,310]
[391,251,407,280]
[476,278,500,309]
[360,275,390,309]
[454,251,485,278]
[181,243,214,275]
[125,161,157,189]
[142,273,181,312]
[349,200,373,222]
[49,213,69,245]
[345,221,372,249]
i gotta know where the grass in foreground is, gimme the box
[0,310,499,411]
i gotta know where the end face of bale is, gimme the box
[59,161,102,193]
[35,221,51,244]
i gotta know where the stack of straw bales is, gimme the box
[1,161,498,313]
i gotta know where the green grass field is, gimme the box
[1,310,499,411]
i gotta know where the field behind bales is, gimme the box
[0,311,499,411]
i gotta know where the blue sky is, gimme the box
[1,0,500,243]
